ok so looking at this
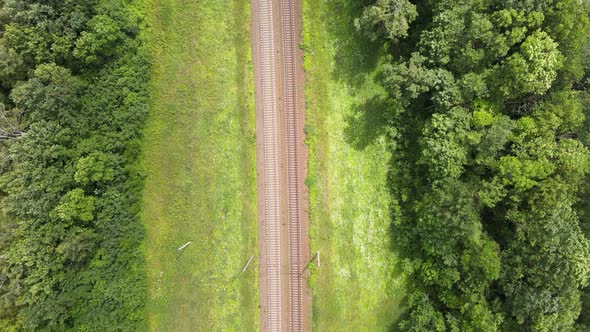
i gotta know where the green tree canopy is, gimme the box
[355,0,417,42]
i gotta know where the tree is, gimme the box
[10,63,81,124]
[398,179,502,330]
[501,204,590,330]
[355,0,417,42]
[53,188,95,223]
[399,292,446,331]
[57,228,98,263]
[73,15,123,65]
[0,1,148,330]
[498,31,564,98]
[418,108,474,180]
[373,0,590,330]
[74,151,116,185]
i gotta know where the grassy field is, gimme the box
[139,0,258,330]
[302,0,407,330]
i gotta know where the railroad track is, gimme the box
[255,0,304,330]
[257,0,282,330]
[280,0,304,331]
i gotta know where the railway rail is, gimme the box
[257,0,282,329]
[253,0,306,330]
[280,0,304,331]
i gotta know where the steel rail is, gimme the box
[258,0,282,330]
[280,0,303,330]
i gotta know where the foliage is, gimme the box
[354,0,590,330]
[74,15,124,65]
[0,0,148,330]
[355,0,417,42]
[74,152,116,185]
[500,30,563,98]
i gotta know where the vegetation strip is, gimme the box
[141,0,259,330]
[303,0,406,330]
[0,1,148,330]
[356,0,590,330]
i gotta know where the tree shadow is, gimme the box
[323,0,384,90]
[383,110,427,330]
[387,301,410,332]
[343,95,391,151]
[384,250,411,332]
[319,0,418,328]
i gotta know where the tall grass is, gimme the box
[303,0,407,330]
[140,0,258,330]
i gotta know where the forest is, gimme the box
[355,0,590,330]
[0,0,148,330]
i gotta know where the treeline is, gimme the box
[357,0,590,331]
[0,1,148,330]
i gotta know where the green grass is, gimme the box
[139,0,258,330]
[303,0,407,330]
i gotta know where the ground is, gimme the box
[137,0,404,329]
[302,0,407,330]
[139,0,259,330]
